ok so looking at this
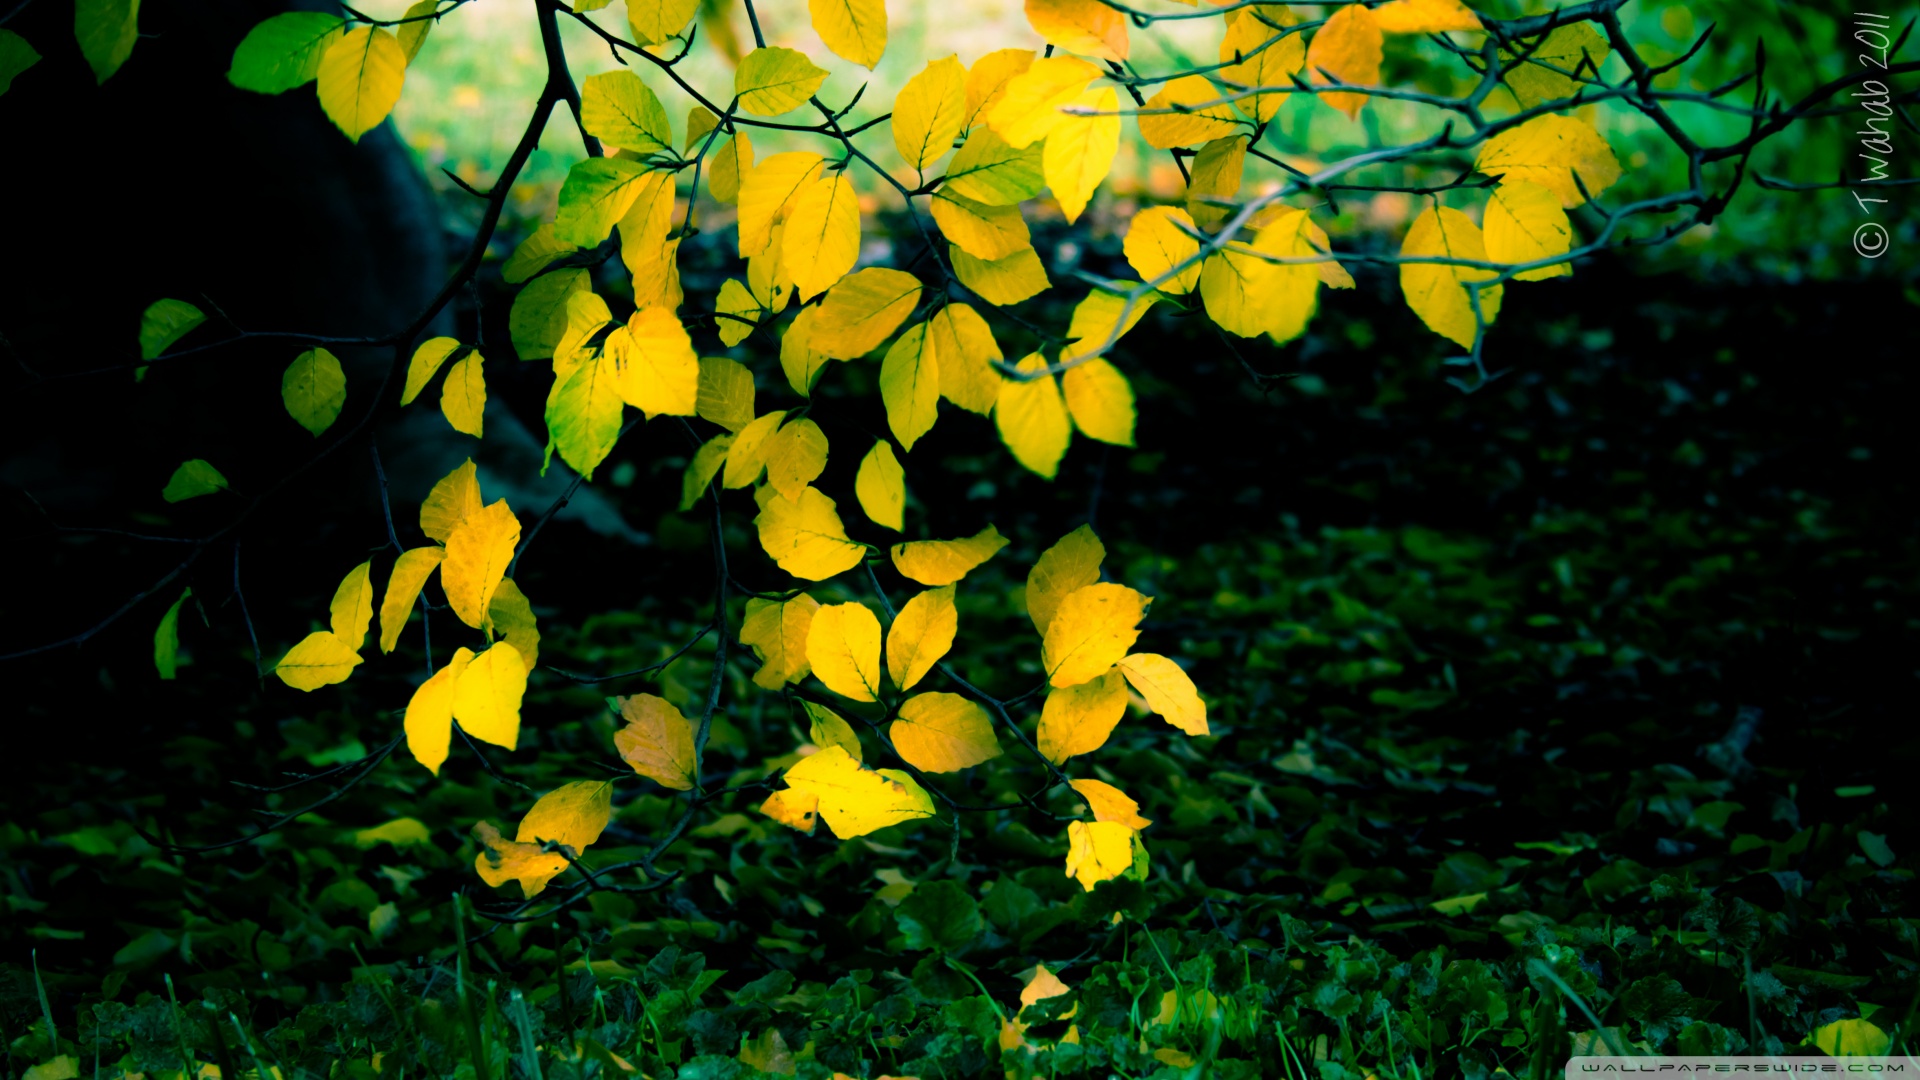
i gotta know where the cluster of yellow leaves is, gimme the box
[473,779,612,897]
[401,337,487,438]
[263,460,539,774]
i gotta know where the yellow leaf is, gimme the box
[735,46,830,116]
[724,409,789,488]
[328,560,375,653]
[1811,1018,1892,1057]
[1218,9,1304,124]
[1304,216,1355,288]
[1123,206,1202,294]
[442,498,520,629]
[1020,964,1073,1012]
[809,0,886,68]
[759,788,820,833]
[1185,134,1246,228]
[944,128,1046,205]
[927,302,1003,415]
[1042,582,1149,687]
[803,699,863,761]
[1252,207,1322,343]
[885,584,957,690]
[405,647,472,774]
[685,104,720,151]
[782,173,862,302]
[952,245,1050,306]
[614,692,697,789]
[282,347,346,436]
[1037,668,1127,764]
[764,416,830,500]
[707,131,754,204]
[1399,205,1503,349]
[738,152,825,258]
[316,27,406,142]
[806,601,884,702]
[854,439,906,531]
[627,0,699,44]
[1138,75,1238,150]
[879,321,942,451]
[1064,819,1132,891]
[681,434,734,510]
[995,354,1070,479]
[419,458,481,543]
[580,69,673,154]
[1484,180,1574,280]
[401,337,461,405]
[892,692,1002,772]
[1070,777,1152,830]
[747,222,795,313]
[1024,0,1128,62]
[1475,113,1621,207]
[1118,652,1208,735]
[609,306,700,416]
[988,56,1102,149]
[964,47,1035,131]
[715,278,760,347]
[696,356,756,432]
[618,174,682,310]
[379,546,445,653]
[740,1028,797,1078]
[553,290,614,374]
[488,578,540,671]
[453,640,527,749]
[753,484,866,580]
[1372,0,1482,33]
[783,745,937,838]
[811,268,922,359]
[780,305,833,396]
[1026,523,1104,635]
[893,55,967,169]
[930,190,1031,261]
[472,819,570,895]
[517,780,614,850]
[741,593,821,689]
[440,349,486,437]
[1065,289,1158,356]
[1043,87,1120,223]
[1062,357,1135,446]
[1501,23,1609,109]
[890,524,1008,586]
[23,1056,79,1080]
[1305,4,1381,119]
[274,630,363,691]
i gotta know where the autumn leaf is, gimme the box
[854,439,907,531]
[1042,582,1150,687]
[1400,205,1503,349]
[1027,524,1105,635]
[580,69,673,154]
[1372,0,1482,33]
[440,349,485,438]
[810,0,886,69]
[614,693,698,789]
[1305,4,1382,119]
[442,498,520,629]
[783,174,862,302]
[452,640,527,750]
[1475,113,1621,207]
[695,356,756,433]
[1070,777,1152,831]
[812,268,922,359]
[316,26,405,142]
[879,322,942,452]
[1218,9,1304,124]
[736,46,830,116]
[1037,667,1127,763]
[890,525,1009,586]
[516,780,614,851]
[274,630,363,691]
[487,578,540,671]
[1024,0,1128,62]
[472,820,569,897]
[405,647,473,774]
[806,601,884,702]
[1123,207,1202,294]
[893,55,967,170]
[931,190,1032,261]
[782,745,937,839]
[328,561,375,653]
[1137,75,1238,150]
[379,546,445,653]
[885,584,957,691]
[753,484,866,580]
[1064,819,1134,891]
[891,692,1002,772]
[927,302,1003,415]
[763,417,830,500]
[741,593,821,689]
[1484,180,1575,280]
[1117,652,1208,735]
[608,306,700,417]
[951,245,1050,307]
[1043,86,1120,224]
[988,56,1102,149]
[759,788,820,833]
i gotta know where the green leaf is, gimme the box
[553,158,656,247]
[894,879,981,952]
[545,354,625,479]
[580,70,674,154]
[352,817,433,849]
[734,46,830,116]
[942,129,1044,206]
[282,348,347,436]
[74,0,139,84]
[0,29,43,96]
[161,459,229,503]
[510,268,590,360]
[153,588,190,680]
[227,12,348,93]
[138,299,205,361]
